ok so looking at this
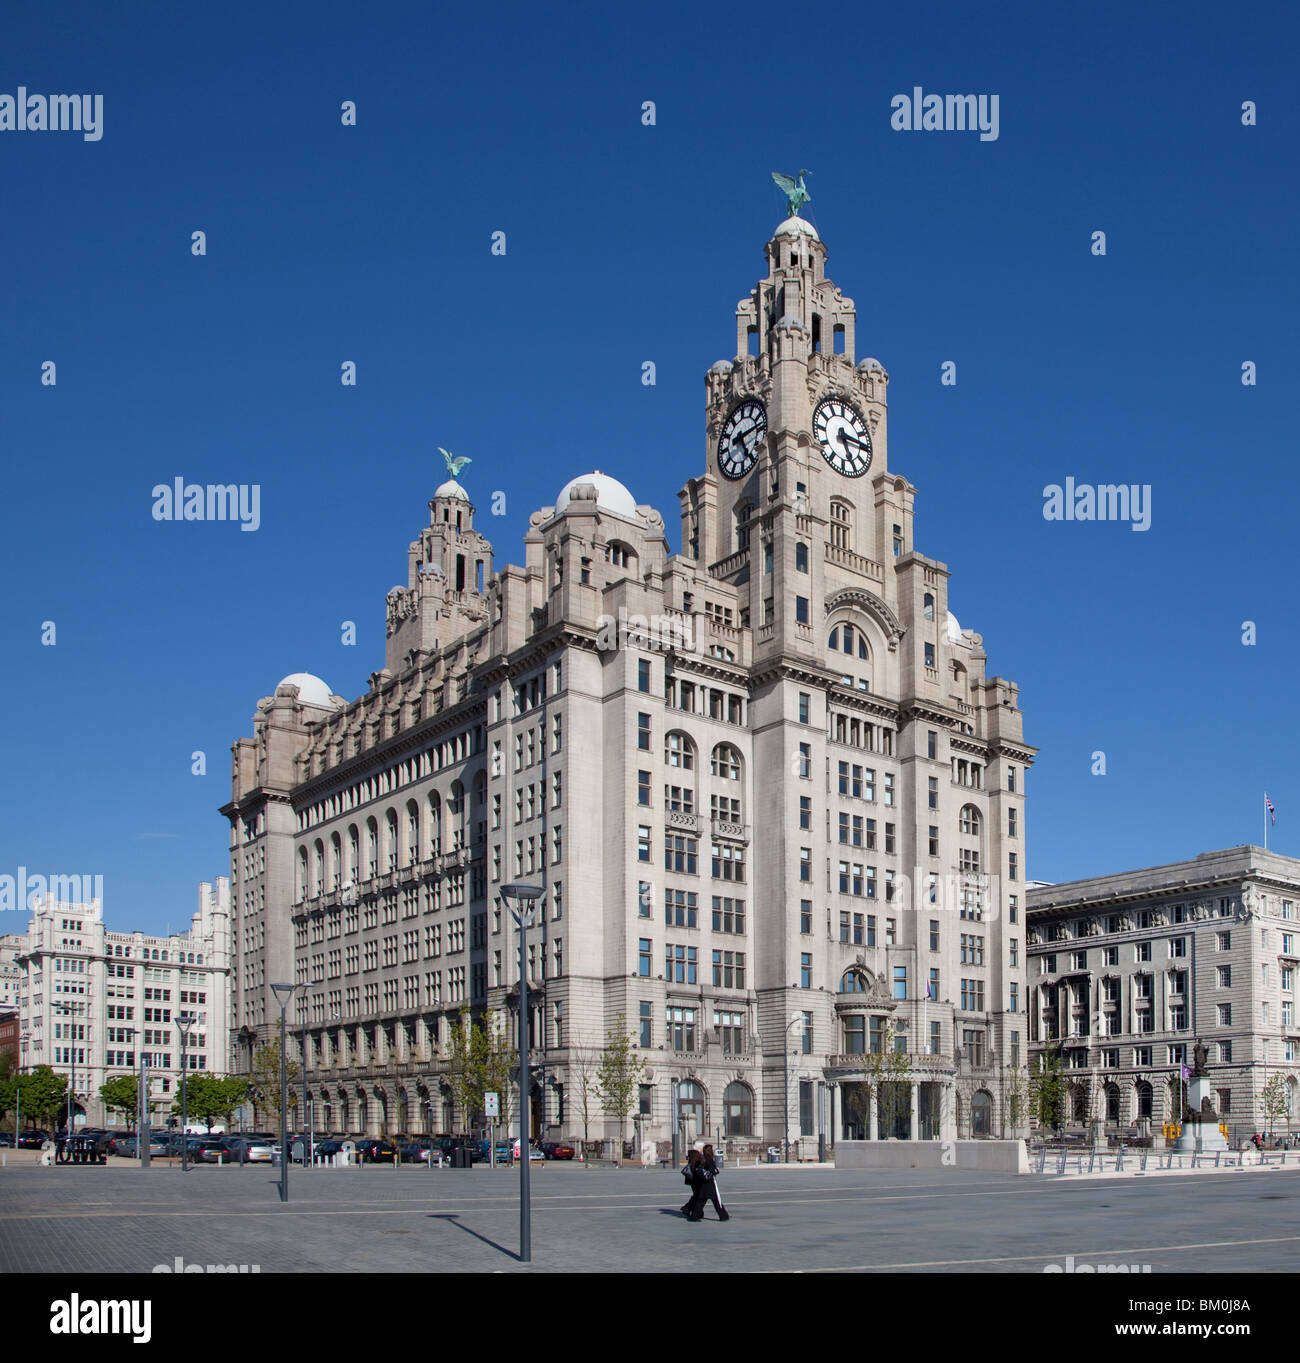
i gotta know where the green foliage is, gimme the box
[595,1014,646,1150]
[100,1075,139,1127]
[16,1065,70,1125]
[174,1073,249,1131]
[446,1008,517,1134]
[1005,1068,1029,1133]
[1029,1045,1066,1131]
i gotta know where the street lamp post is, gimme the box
[15,1030,28,1144]
[501,882,543,1264]
[270,983,299,1202]
[782,1010,803,1164]
[175,1013,196,1171]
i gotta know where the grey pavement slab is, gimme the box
[2,1159,1299,1274]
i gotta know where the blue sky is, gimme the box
[1,0,1296,934]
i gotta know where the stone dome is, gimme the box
[945,612,964,644]
[276,672,335,707]
[774,216,820,239]
[434,479,469,501]
[554,471,638,519]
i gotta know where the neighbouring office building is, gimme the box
[11,882,231,1127]
[223,209,1034,1149]
[1027,846,1300,1134]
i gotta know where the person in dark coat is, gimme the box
[681,1149,705,1219]
[699,1143,730,1220]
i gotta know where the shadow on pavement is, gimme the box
[430,1213,520,1262]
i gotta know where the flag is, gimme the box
[1180,1064,1190,1081]
[1267,795,1276,826]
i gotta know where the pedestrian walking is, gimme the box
[699,1144,730,1221]
[681,1149,705,1220]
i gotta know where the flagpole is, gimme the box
[1265,792,1269,852]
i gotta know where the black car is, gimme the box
[354,1137,398,1164]
[17,1129,51,1149]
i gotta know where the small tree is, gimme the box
[1028,1045,1066,1133]
[445,1008,518,1136]
[99,1075,139,1129]
[595,1014,646,1159]
[567,1039,600,1143]
[250,1044,300,1122]
[174,1073,248,1131]
[863,1023,912,1138]
[1260,1072,1290,1139]
[1004,1068,1028,1137]
[17,1065,69,1128]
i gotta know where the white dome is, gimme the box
[434,479,469,500]
[774,216,819,239]
[276,672,334,707]
[945,611,964,644]
[553,471,638,519]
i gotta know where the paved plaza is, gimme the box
[1,1156,1298,1274]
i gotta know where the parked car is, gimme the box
[16,1129,51,1149]
[111,1134,169,1158]
[219,1136,278,1163]
[354,1137,398,1164]
[512,1139,546,1163]
[191,1138,233,1164]
[539,1141,576,1161]
[395,1137,435,1164]
[476,1138,511,1162]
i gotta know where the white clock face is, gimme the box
[717,398,767,480]
[814,397,872,477]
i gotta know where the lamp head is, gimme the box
[270,981,298,1010]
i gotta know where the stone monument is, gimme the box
[1173,1039,1228,1153]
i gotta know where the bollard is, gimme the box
[1140,1151,1148,1172]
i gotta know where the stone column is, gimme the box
[909,1081,920,1140]
[867,1088,877,1140]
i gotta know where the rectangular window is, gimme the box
[1008,853,1018,882]
[800,953,811,989]
[639,999,652,1048]
[800,900,812,934]
[799,796,811,830]
[798,742,811,779]
[929,920,940,952]
[637,713,650,750]
[883,773,894,807]
[664,889,698,927]
[927,730,937,760]
[638,939,652,977]
[638,881,651,918]
[796,595,809,624]
[798,692,810,724]
[799,848,811,882]
[637,770,651,806]
[638,659,651,693]
[637,826,651,862]
[892,965,907,1000]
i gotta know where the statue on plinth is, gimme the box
[1192,1038,1209,1077]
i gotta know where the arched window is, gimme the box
[971,1089,993,1137]
[473,772,487,847]
[723,1081,754,1136]
[795,542,809,572]
[405,800,420,867]
[923,592,935,621]
[665,732,695,770]
[385,809,399,871]
[605,541,636,571]
[711,744,741,780]
[959,805,981,837]
[830,498,852,551]
[428,793,442,857]
[1135,1080,1153,1119]
[365,818,379,878]
[1071,1084,1088,1124]
[330,832,342,890]
[314,839,325,896]
[734,501,751,552]
[347,825,359,882]
[839,969,870,994]
[449,781,465,848]
[828,622,870,659]
[1105,1082,1121,1123]
[297,847,309,902]
[678,1080,705,1138]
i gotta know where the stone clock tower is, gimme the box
[679,214,912,669]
